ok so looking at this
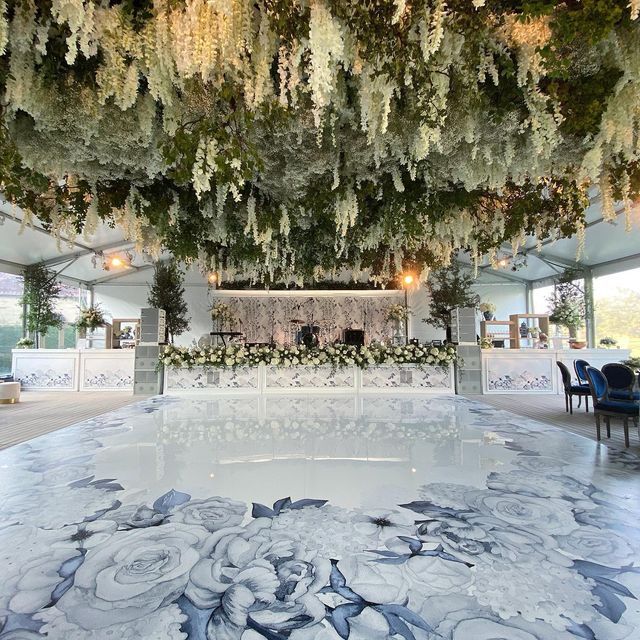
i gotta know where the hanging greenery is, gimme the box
[20,262,63,346]
[147,260,190,343]
[0,1,639,283]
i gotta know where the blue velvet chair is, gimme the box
[602,363,640,402]
[585,366,639,448]
[574,359,590,386]
[557,361,590,414]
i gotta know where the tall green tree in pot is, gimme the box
[423,262,479,335]
[147,261,190,344]
[21,263,63,348]
[548,269,586,340]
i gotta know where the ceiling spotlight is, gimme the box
[102,253,131,271]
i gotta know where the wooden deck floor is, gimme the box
[0,391,146,450]
[467,393,640,453]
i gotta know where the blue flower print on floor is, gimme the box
[1,395,640,639]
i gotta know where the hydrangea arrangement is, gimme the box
[209,302,232,322]
[161,342,457,370]
[385,303,410,322]
[0,1,639,283]
[75,304,106,331]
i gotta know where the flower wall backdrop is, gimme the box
[211,293,403,344]
[0,1,639,282]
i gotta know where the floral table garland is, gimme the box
[161,343,457,371]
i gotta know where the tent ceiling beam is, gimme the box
[38,240,135,268]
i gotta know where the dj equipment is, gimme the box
[343,329,364,347]
[210,331,244,347]
[298,324,321,347]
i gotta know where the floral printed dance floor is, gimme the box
[1,394,640,640]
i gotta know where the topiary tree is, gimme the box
[548,269,586,339]
[423,262,479,331]
[21,262,63,348]
[147,261,190,343]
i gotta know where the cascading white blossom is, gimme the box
[0,0,9,55]
[308,0,346,128]
[1,0,639,281]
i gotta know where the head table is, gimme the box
[11,346,631,396]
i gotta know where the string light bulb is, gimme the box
[208,272,218,284]
[402,274,414,285]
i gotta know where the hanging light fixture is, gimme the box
[103,251,132,271]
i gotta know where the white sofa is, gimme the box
[0,381,20,404]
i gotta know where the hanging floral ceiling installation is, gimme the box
[0,0,639,284]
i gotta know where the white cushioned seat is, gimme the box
[0,382,20,404]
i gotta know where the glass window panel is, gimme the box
[0,272,24,374]
[594,268,640,357]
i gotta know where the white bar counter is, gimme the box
[12,349,135,391]
[481,348,631,394]
[164,363,455,396]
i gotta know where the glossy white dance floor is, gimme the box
[1,394,640,639]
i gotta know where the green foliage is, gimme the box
[0,1,638,282]
[423,262,480,330]
[547,268,586,336]
[595,286,640,356]
[20,263,62,346]
[147,261,190,344]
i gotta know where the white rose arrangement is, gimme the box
[160,343,457,372]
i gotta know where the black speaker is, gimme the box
[343,329,364,347]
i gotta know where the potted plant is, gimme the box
[527,326,540,338]
[599,336,617,349]
[479,337,493,349]
[423,262,480,338]
[385,303,410,344]
[75,304,107,338]
[210,301,234,331]
[15,337,35,349]
[547,269,585,345]
[147,261,191,343]
[20,263,63,348]
[479,302,496,321]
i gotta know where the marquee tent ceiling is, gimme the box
[1,196,638,289]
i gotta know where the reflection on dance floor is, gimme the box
[1,394,640,639]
